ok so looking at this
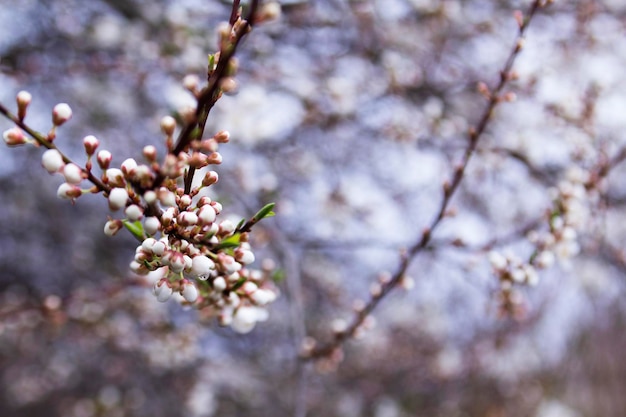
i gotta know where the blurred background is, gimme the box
[1,0,626,416]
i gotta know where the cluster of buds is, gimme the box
[2,84,278,334]
[488,166,595,317]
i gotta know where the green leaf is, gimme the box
[271,269,286,283]
[122,220,145,242]
[253,202,276,221]
[231,277,247,291]
[214,233,242,250]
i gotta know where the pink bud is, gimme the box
[121,158,138,178]
[3,127,27,146]
[83,135,99,155]
[104,219,123,236]
[202,171,219,186]
[52,103,72,126]
[213,130,230,143]
[153,280,173,303]
[57,183,82,200]
[160,115,176,136]
[16,91,32,120]
[183,74,200,92]
[97,150,112,170]
[207,152,223,165]
[143,145,157,162]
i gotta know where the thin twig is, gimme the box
[0,103,110,193]
[304,0,547,360]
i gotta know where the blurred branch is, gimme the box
[304,0,549,360]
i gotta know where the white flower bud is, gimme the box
[142,238,157,252]
[3,127,27,146]
[144,216,160,235]
[157,188,176,207]
[198,206,217,224]
[121,158,138,177]
[16,90,32,109]
[82,135,99,155]
[219,219,235,234]
[57,182,82,200]
[152,240,166,256]
[488,251,507,270]
[177,211,198,226]
[42,149,65,173]
[160,115,176,135]
[153,280,173,303]
[235,249,255,265]
[125,204,143,221]
[231,306,268,334]
[97,150,112,170]
[144,190,157,205]
[213,276,227,291]
[104,219,123,236]
[241,282,258,295]
[183,74,200,92]
[52,103,72,126]
[143,145,157,162]
[108,187,129,211]
[104,168,125,187]
[191,256,215,278]
[62,163,83,184]
[181,281,199,303]
[251,289,276,305]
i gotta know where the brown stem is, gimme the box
[304,0,547,360]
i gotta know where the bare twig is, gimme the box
[304,0,548,360]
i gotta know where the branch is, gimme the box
[303,0,548,360]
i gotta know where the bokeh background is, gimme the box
[1,0,626,416]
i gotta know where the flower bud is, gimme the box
[97,150,113,170]
[121,158,138,178]
[198,205,217,224]
[181,281,199,303]
[108,187,129,211]
[177,211,198,226]
[191,256,215,278]
[104,168,125,187]
[57,183,82,200]
[16,90,32,120]
[202,171,219,186]
[83,135,99,156]
[160,115,176,136]
[52,103,72,126]
[143,145,157,162]
[235,249,255,265]
[125,204,144,221]
[183,74,200,92]
[3,127,27,146]
[42,149,65,173]
[213,130,230,143]
[153,280,173,303]
[219,77,237,94]
[144,216,160,235]
[104,219,123,236]
[219,220,235,234]
[63,163,84,184]
[213,276,227,291]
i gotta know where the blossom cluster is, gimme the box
[488,166,595,316]
[3,86,277,334]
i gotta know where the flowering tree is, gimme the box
[1,0,626,416]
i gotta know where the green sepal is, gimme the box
[230,276,247,291]
[122,220,145,242]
